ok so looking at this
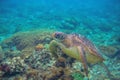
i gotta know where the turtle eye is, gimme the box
[54,32,66,40]
[56,34,65,40]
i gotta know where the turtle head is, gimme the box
[52,32,66,41]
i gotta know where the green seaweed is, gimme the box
[71,72,84,80]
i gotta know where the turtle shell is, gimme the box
[62,34,104,64]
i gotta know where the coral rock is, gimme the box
[35,44,44,51]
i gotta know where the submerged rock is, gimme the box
[99,45,120,58]
[0,30,54,58]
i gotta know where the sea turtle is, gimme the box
[49,32,104,76]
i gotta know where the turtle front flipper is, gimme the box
[77,46,88,77]
[49,40,60,58]
[49,40,75,58]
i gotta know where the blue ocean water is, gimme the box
[0,0,120,32]
[0,0,119,44]
[0,0,120,80]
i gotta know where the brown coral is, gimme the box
[58,57,66,62]
[35,44,44,51]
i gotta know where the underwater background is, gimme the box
[0,0,120,80]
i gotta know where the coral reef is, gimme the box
[39,55,84,80]
[25,49,52,70]
[0,30,54,58]
[0,31,85,80]
[0,30,120,80]
[0,30,54,79]
[0,56,29,77]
